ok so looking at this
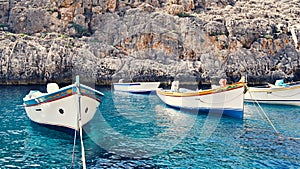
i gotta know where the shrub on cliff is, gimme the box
[70,22,90,38]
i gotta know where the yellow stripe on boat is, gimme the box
[158,82,245,97]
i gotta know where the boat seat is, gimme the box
[25,90,43,100]
[275,79,289,87]
[171,81,179,92]
[47,83,59,93]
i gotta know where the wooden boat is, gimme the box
[156,81,246,118]
[113,81,160,94]
[23,77,104,130]
[244,80,300,106]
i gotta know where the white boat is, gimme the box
[113,81,160,94]
[156,81,246,118]
[244,80,300,106]
[23,77,104,130]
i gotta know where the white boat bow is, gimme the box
[23,82,104,130]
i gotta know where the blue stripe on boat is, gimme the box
[128,91,156,94]
[80,86,104,102]
[245,99,300,102]
[24,85,103,107]
[24,86,75,107]
[114,83,141,86]
[165,104,243,119]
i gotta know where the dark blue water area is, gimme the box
[0,85,299,168]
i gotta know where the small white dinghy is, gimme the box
[23,76,104,130]
[244,79,300,106]
[156,79,246,118]
[113,79,160,94]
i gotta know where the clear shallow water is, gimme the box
[0,85,299,168]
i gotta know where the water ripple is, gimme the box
[0,86,299,168]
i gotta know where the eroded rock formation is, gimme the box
[0,0,299,86]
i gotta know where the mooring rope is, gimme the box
[249,91,279,134]
[71,127,77,166]
[248,91,300,140]
[250,99,266,123]
[71,76,87,168]
[71,83,79,168]
[76,76,87,169]
[78,93,87,169]
[79,116,86,169]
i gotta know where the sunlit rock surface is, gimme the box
[0,0,299,85]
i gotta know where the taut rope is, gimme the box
[248,91,300,140]
[71,76,87,168]
[71,127,77,166]
[249,91,279,134]
[76,76,87,169]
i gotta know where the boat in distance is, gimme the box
[23,78,104,130]
[156,80,246,118]
[244,79,300,106]
[113,81,160,94]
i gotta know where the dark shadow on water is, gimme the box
[129,91,154,95]
[29,121,92,140]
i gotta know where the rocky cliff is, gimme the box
[0,0,299,86]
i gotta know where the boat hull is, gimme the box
[156,84,245,118]
[113,82,160,93]
[23,84,103,130]
[244,85,300,106]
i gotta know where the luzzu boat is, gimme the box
[156,80,246,118]
[113,81,160,94]
[23,77,104,130]
[244,79,300,106]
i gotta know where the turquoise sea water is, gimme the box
[0,85,299,168]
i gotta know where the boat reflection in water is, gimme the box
[86,91,198,158]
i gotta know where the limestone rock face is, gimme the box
[0,0,9,24]
[0,0,299,85]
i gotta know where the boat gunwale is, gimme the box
[23,84,103,107]
[247,84,300,93]
[157,82,245,97]
[113,82,160,86]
